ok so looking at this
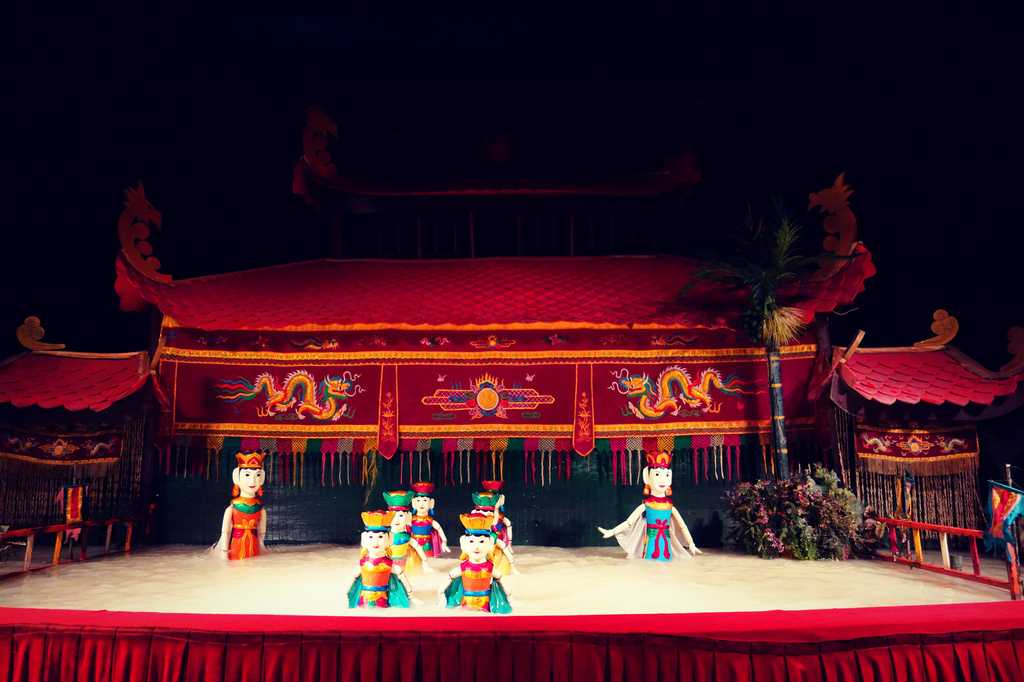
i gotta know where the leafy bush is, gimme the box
[724,465,862,560]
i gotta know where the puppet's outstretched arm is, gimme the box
[258,509,269,552]
[214,506,232,557]
[671,506,702,555]
[597,503,645,538]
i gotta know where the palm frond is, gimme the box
[762,306,807,348]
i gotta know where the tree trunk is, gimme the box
[766,341,790,479]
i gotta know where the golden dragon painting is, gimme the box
[609,366,753,419]
[216,370,364,421]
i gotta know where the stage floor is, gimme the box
[0,544,1008,616]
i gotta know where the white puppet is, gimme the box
[214,451,268,560]
[597,450,701,561]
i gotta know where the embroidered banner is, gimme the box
[377,364,399,457]
[855,424,978,474]
[160,345,816,459]
[573,364,595,455]
[0,428,122,466]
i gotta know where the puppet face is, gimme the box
[411,495,434,515]
[643,466,672,495]
[361,530,390,555]
[390,510,411,530]
[459,533,495,562]
[232,467,266,497]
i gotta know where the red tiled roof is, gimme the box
[837,346,1024,407]
[0,351,149,412]
[115,245,875,332]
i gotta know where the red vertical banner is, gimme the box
[377,364,399,459]
[572,363,595,456]
[64,485,85,524]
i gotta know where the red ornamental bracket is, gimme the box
[377,364,399,458]
[573,364,595,456]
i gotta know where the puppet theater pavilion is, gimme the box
[3,112,1024,682]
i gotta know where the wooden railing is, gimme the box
[877,516,1020,600]
[0,517,139,577]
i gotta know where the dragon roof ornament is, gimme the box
[118,182,171,283]
[1001,327,1024,374]
[808,172,859,280]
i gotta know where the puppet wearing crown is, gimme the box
[439,512,512,613]
[471,480,517,574]
[214,451,268,560]
[597,451,701,561]
[409,482,450,557]
[346,510,413,608]
[383,490,431,575]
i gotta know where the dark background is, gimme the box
[3,13,1021,367]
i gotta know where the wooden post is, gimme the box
[1007,544,1021,600]
[105,523,113,554]
[939,532,951,569]
[80,527,88,560]
[888,526,899,559]
[970,538,981,576]
[124,523,134,553]
[912,529,924,564]
[22,534,34,571]
[766,342,790,479]
[52,530,63,566]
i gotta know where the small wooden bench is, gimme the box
[0,518,137,577]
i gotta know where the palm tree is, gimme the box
[686,212,818,479]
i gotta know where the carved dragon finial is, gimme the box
[118,182,171,283]
[16,316,65,351]
[1001,326,1024,373]
[301,106,339,178]
[809,173,858,279]
[913,309,959,348]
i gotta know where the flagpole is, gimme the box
[1005,463,1023,598]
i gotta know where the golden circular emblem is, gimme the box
[475,386,500,412]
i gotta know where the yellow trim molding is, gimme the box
[594,417,816,435]
[0,452,119,466]
[173,422,378,436]
[858,424,976,435]
[856,451,978,463]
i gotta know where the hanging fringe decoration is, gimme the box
[854,424,980,531]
